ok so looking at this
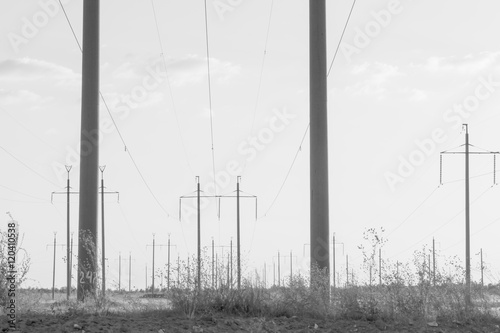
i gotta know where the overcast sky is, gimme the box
[1,0,500,290]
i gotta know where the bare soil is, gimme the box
[2,312,500,333]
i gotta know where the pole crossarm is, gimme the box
[51,191,120,203]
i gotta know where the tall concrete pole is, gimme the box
[77,0,99,301]
[464,124,471,307]
[309,0,330,287]
[65,166,72,300]
[129,252,131,292]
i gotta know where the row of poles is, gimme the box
[74,0,330,300]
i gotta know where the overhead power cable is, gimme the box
[243,0,275,175]
[203,0,218,197]
[260,0,357,217]
[58,0,175,220]
[150,0,195,177]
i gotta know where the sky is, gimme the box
[1,0,500,290]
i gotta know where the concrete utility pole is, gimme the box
[440,124,499,308]
[346,255,349,286]
[477,249,484,287]
[77,0,100,301]
[379,248,382,286]
[146,234,167,294]
[47,233,64,300]
[65,166,72,300]
[332,234,344,289]
[309,0,329,288]
[166,235,176,291]
[100,166,106,296]
[432,238,436,286]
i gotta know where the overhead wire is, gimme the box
[388,185,493,260]
[58,0,176,221]
[203,0,218,197]
[150,0,195,177]
[0,145,59,188]
[242,0,275,175]
[258,0,357,219]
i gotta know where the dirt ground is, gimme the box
[3,311,500,333]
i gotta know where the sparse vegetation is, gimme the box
[4,231,500,332]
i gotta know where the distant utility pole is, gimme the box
[309,0,329,289]
[214,243,233,287]
[477,249,484,287]
[346,255,349,286]
[480,249,484,287]
[379,248,382,286]
[114,252,128,291]
[179,177,257,290]
[273,251,281,287]
[166,235,176,291]
[146,234,167,294]
[47,232,65,300]
[432,238,436,286]
[127,252,134,292]
[440,124,498,307]
[280,251,297,285]
[332,234,344,289]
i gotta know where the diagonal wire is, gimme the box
[0,145,59,188]
[150,0,195,177]
[58,0,175,220]
[386,186,440,237]
[203,0,217,196]
[242,0,275,175]
[327,0,357,76]
[388,185,493,260]
[258,0,357,219]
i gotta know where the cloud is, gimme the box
[0,57,80,86]
[167,55,241,86]
[345,62,403,99]
[0,88,51,107]
[415,52,500,75]
[111,55,241,88]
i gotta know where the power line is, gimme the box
[243,0,275,175]
[150,0,195,177]
[327,0,357,76]
[386,186,440,237]
[388,185,493,260]
[58,0,175,221]
[0,184,49,202]
[0,145,59,188]
[203,0,217,197]
[259,0,357,218]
